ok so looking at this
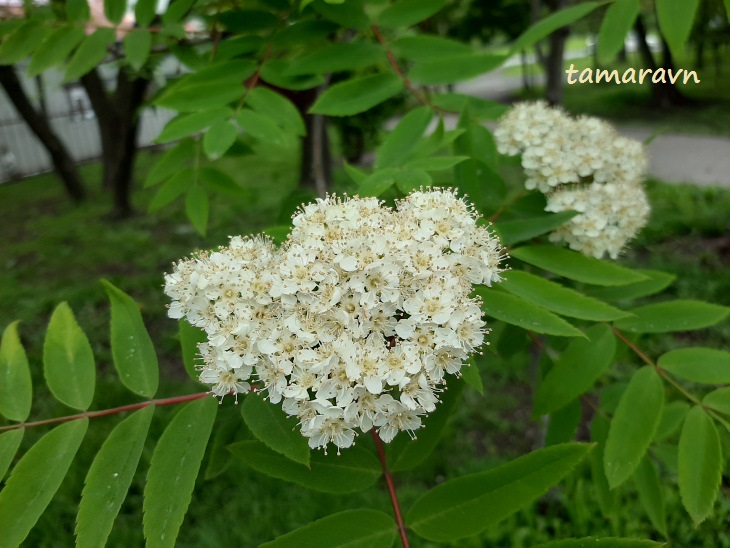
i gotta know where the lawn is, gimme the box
[1,143,729,546]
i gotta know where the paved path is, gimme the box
[455,70,730,187]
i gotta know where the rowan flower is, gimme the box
[164,189,506,453]
[495,102,650,258]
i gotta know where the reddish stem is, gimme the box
[371,24,430,110]
[371,429,410,548]
[0,392,211,433]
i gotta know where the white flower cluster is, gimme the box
[165,189,506,453]
[495,102,650,259]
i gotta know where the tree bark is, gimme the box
[81,67,148,217]
[0,65,86,202]
[292,86,331,197]
[542,0,569,106]
[634,14,687,108]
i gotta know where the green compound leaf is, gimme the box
[261,509,397,548]
[403,156,468,172]
[586,269,675,302]
[310,73,403,116]
[597,0,640,62]
[545,399,581,446]
[376,0,446,28]
[410,53,506,85]
[604,366,664,489]
[395,169,431,193]
[134,0,157,26]
[76,406,154,548]
[237,109,287,145]
[656,0,700,60]
[101,280,159,398]
[242,391,310,466]
[179,319,206,384]
[104,0,127,24]
[678,406,722,524]
[391,35,472,63]
[148,171,194,212]
[501,271,630,322]
[460,358,483,394]
[247,87,306,136]
[144,397,217,548]
[155,81,246,112]
[406,443,592,541]
[311,0,370,31]
[387,381,464,472]
[654,400,690,441]
[533,539,663,548]
[614,300,730,334]
[0,429,23,481]
[0,419,88,547]
[493,211,578,247]
[358,168,398,198]
[510,2,602,53]
[634,456,667,537]
[533,324,615,417]
[0,321,32,422]
[376,106,433,169]
[510,245,647,286]
[145,139,196,187]
[476,288,584,338]
[657,347,730,384]
[0,20,48,65]
[430,93,508,120]
[285,42,383,76]
[589,414,616,517]
[67,0,91,22]
[229,440,381,493]
[185,184,209,236]
[43,302,96,410]
[703,387,730,416]
[156,108,232,144]
[27,24,86,77]
[203,119,237,160]
[64,28,116,83]
[124,28,152,71]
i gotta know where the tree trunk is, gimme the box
[81,68,148,217]
[634,14,687,108]
[0,65,86,202]
[293,86,331,197]
[542,0,569,106]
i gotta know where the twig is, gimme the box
[234,45,273,115]
[0,392,211,433]
[371,24,430,110]
[610,326,716,414]
[371,429,410,548]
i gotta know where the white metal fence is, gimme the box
[0,107,174,182]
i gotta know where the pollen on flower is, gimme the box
[164,189,506,452]
[495,101,650,259]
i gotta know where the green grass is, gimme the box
[1,148,729,546]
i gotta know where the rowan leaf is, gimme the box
[144,397,218,548]
[43,302,96,410]
[101,280,159,398]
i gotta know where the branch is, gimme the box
[371,429,410,548]
[610,326,724,421]
[0,391,211,433]
[371,24,430,109]
[234,44,272,115]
